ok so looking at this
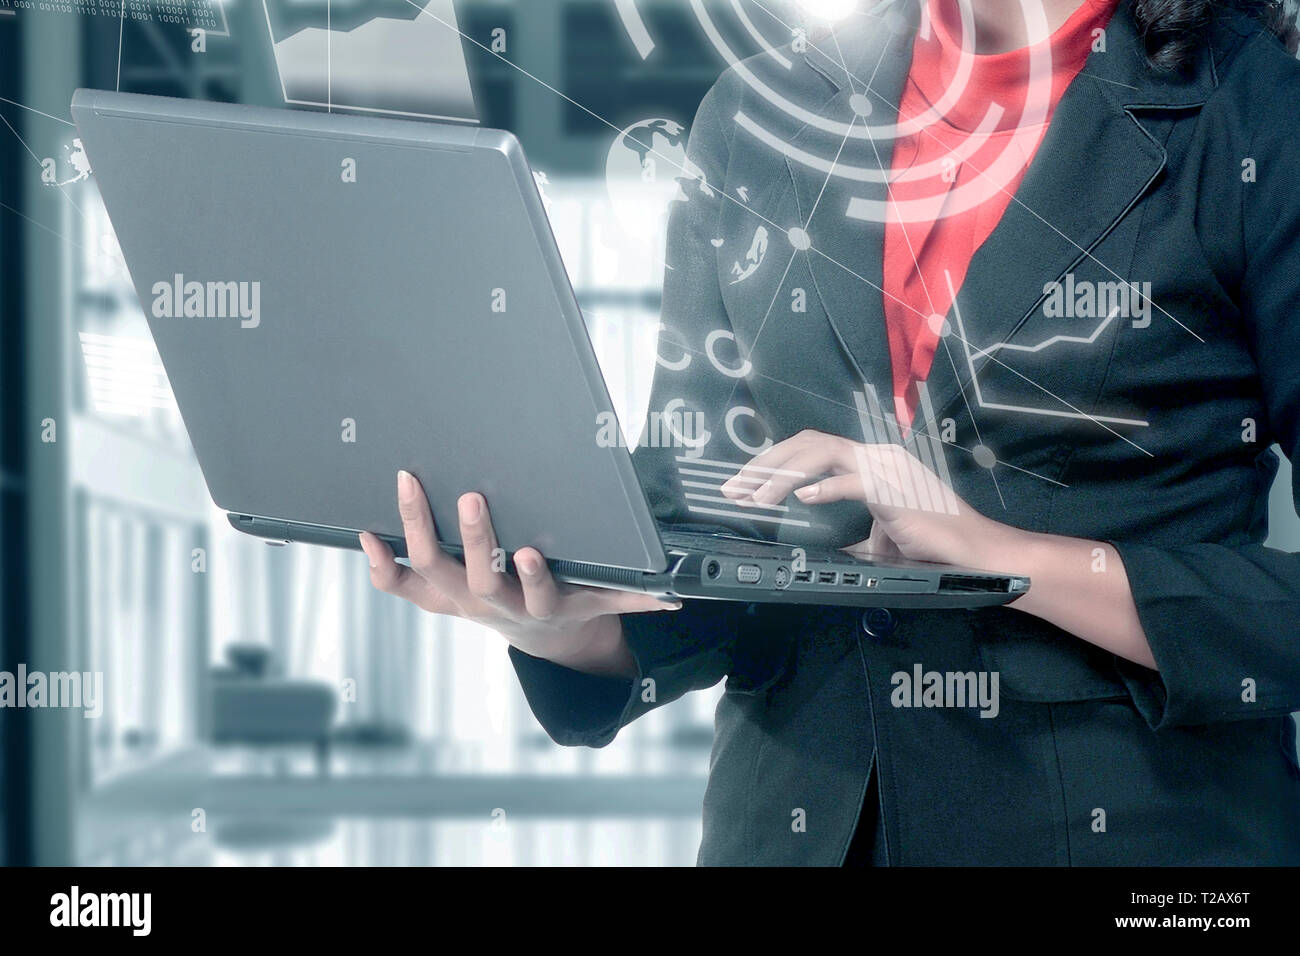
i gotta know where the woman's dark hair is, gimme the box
[1130,0,1300,70]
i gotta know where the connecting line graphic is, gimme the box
[116,0,126,92]
[0,95,99,255]
[0,196,91,254]
[0,96,75,127]
[720,107,864,414]
[718,26,896,413]
[816,3,1017,512]
[0,114,90,224]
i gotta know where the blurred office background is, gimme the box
[1,0,1298,867]
[0,0,744,866]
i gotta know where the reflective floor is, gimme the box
[80,816,705,867]
[76,744,709,866]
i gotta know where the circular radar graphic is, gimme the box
[611,0,1063,225]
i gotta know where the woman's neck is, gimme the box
[955,0,1092,53]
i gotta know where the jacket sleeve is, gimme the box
[511,71,784,747]
[1110,80,1300,731]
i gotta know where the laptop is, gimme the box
[71,90,1029,609]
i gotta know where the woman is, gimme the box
[359,0,1300,864]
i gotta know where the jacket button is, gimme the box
[861,607,897,638]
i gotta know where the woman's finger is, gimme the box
[514,547,681,620]
[740,437,859,506]
[794,471,898,513]
[459,492,522,614]
[395,470,464,593]
[514,547,564,620]
[719,430,820,500]
[793,444,939,513]
[360,531,456,614]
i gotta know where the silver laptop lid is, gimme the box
[72,90,667,572]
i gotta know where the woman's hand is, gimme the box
[358,470,677,679]
[719,429,1016,570]
[720,429,1157,669]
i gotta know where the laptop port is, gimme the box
[736,564,762,584]
[793,570,813,584]
[817,571,838,585]
[773,566,791,589]
[865,577,879,589]
[705,560,721,580]
[938,573,1011,593]
[841,572,862,586]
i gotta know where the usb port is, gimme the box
[841,572,861,586]
[817,571,838,585]
[793,571,813,584]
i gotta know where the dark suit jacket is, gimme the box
[509,0,1300,864]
